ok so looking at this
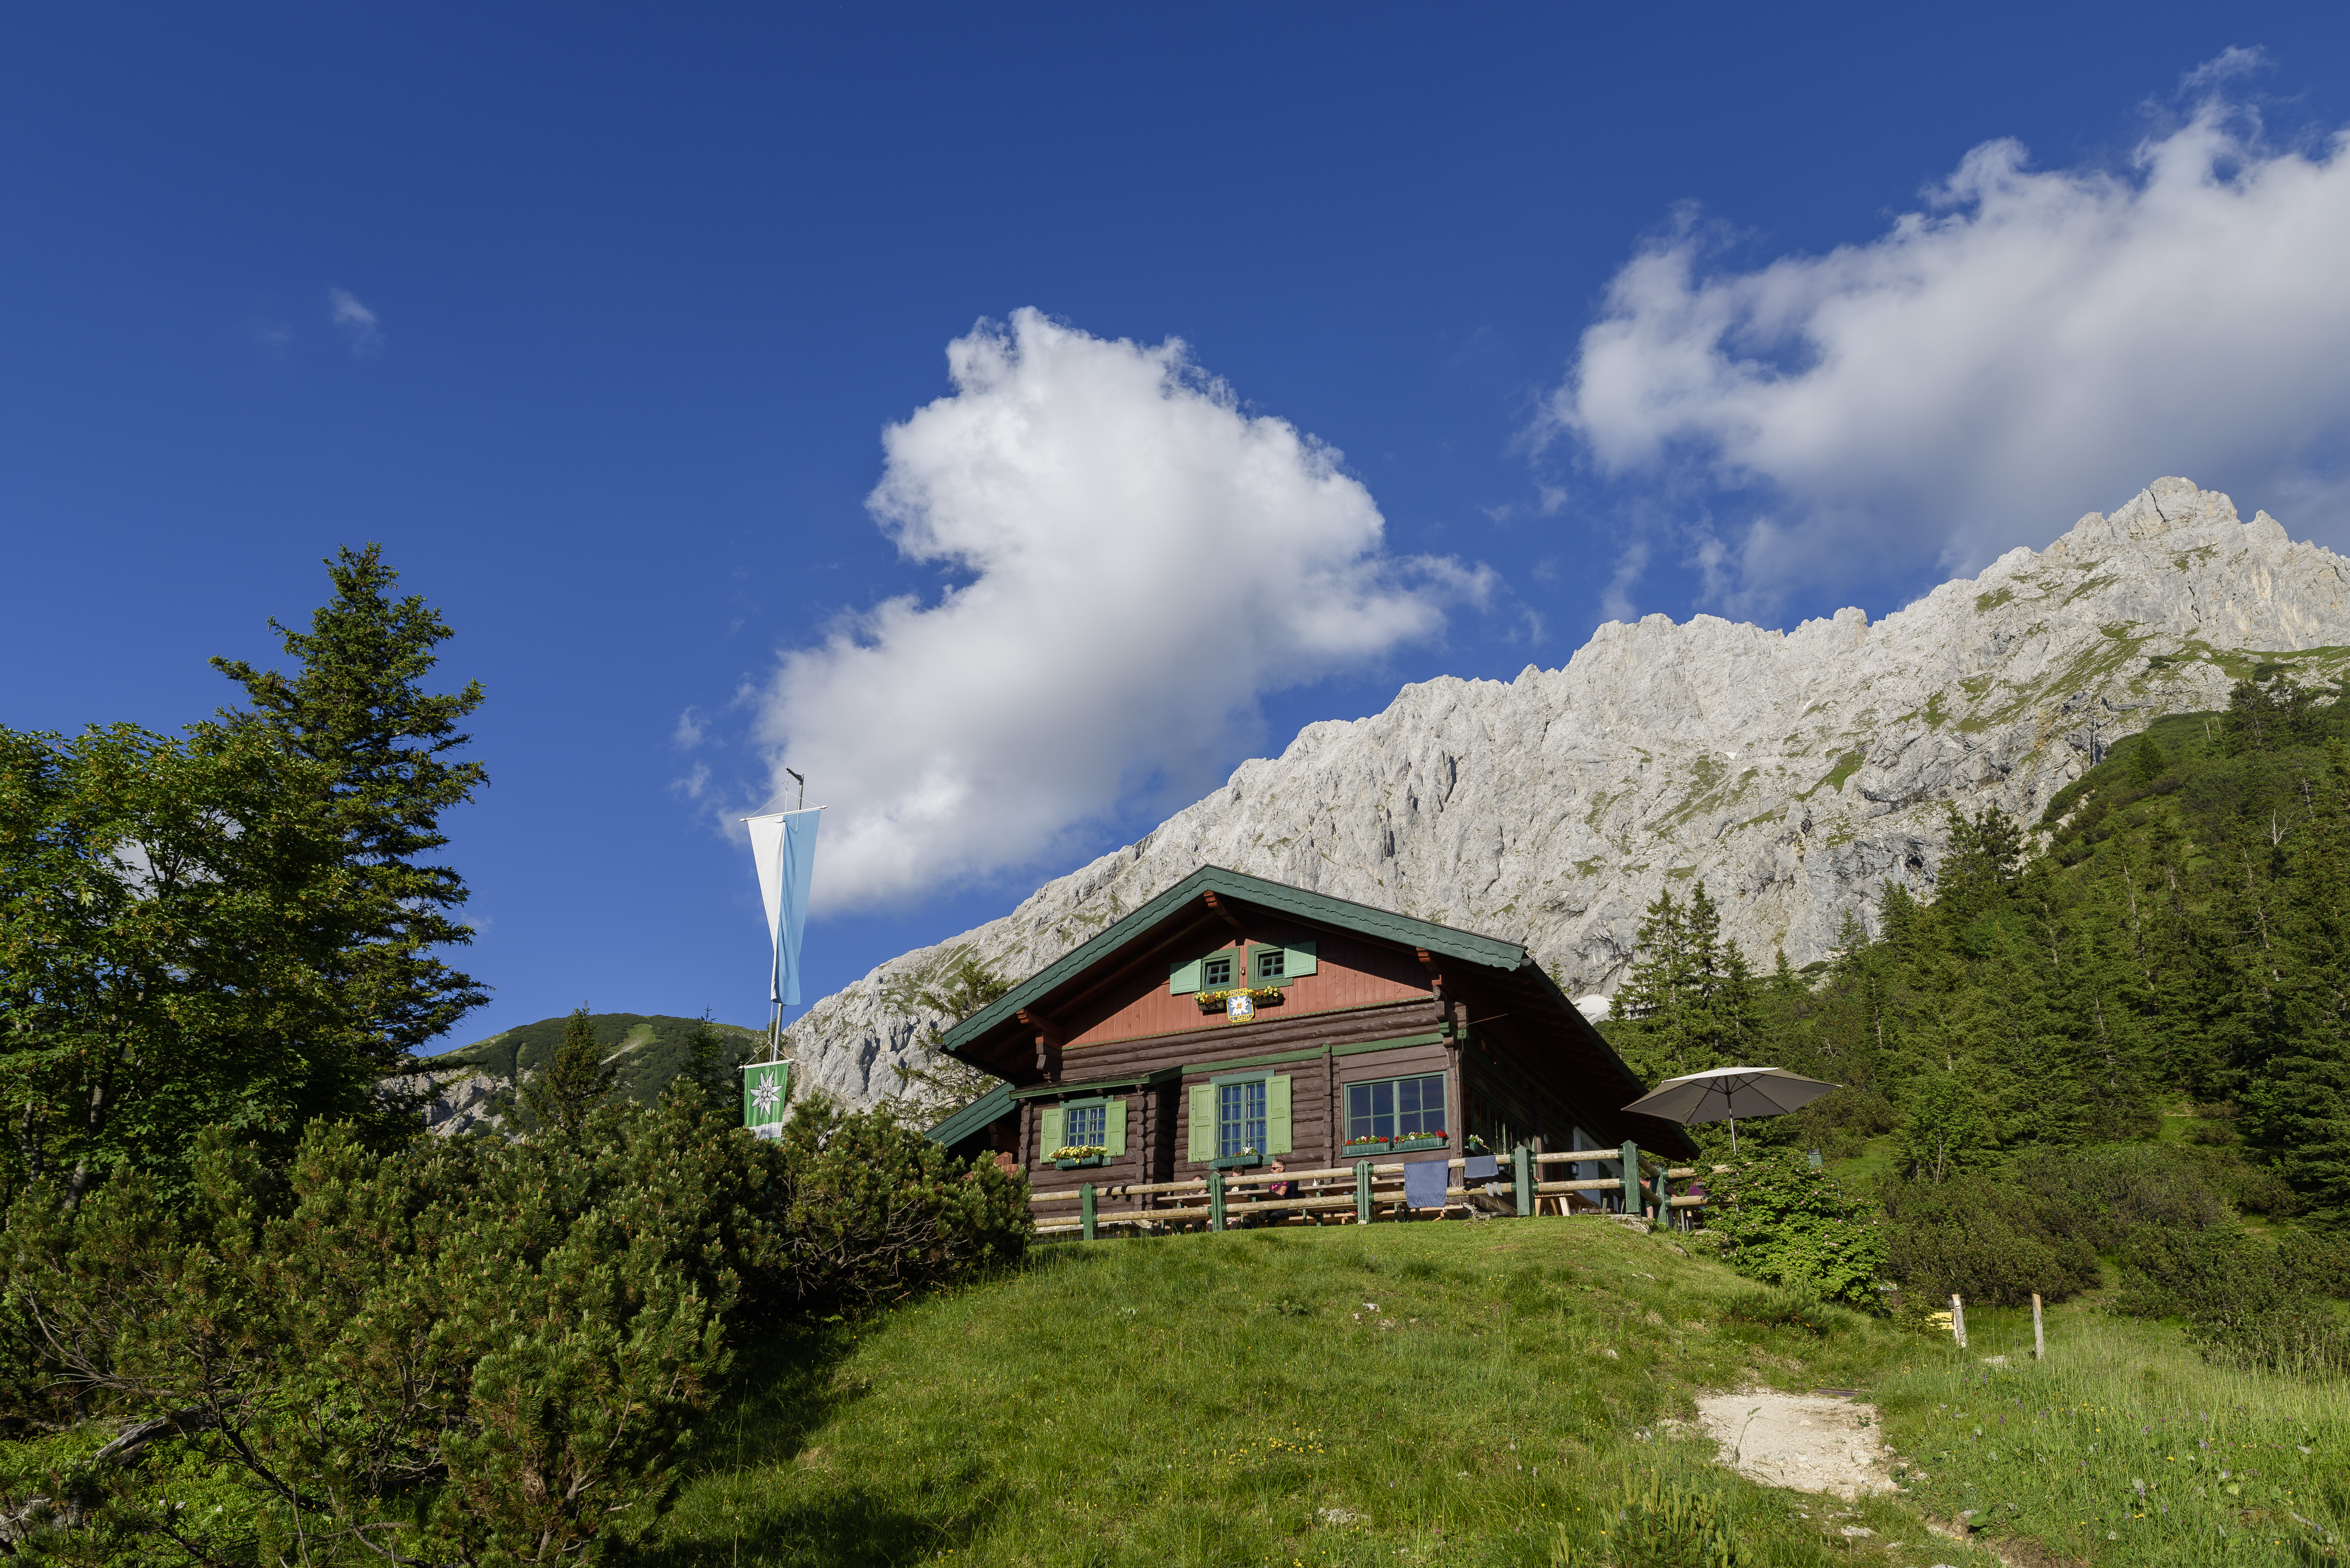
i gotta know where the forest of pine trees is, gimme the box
[1608,674,2350,1224]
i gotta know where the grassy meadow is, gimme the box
[1877,1300,2350,1565]
[640,1217,2350,1567]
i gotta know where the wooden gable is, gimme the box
[1048,917,1431,1054]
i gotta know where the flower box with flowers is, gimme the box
[1210,1145,1265,1170]
[1050,1144,1108,1170]
[1342,1135,1392,1154]
[1196,986,1283,1013]
[1386,1134,1448,1154]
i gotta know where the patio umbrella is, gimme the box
[1620,1066,1840,1154]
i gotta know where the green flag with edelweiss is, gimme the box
[742,1059,791,1138]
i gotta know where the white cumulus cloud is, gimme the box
[755,308,1481,909]
[1545,82,2350,599]
[328,287,383,355]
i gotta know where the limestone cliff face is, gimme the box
[791,478,2350,1109]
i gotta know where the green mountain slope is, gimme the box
[424,1012,768,1109]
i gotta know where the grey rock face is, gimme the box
[790,479,2350,1110]
[380,1067,511,1138]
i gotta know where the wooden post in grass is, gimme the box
[1620,1142,1640,1215]
[1209,1168,1226,1232]
[1355,1160,1374,1226]
[2032,1293,2045,1360]
[1081,1181,1097,1242]
[1514,1146,1533,1217]
[1951,1293,1968,1350]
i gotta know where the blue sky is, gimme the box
[9,6,2350,1047]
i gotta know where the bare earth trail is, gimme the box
[1694,1388,1897,1499]
[1691,1389,2054,1568]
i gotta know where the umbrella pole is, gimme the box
[1729,1116,1737,1156]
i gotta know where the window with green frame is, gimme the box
[1186,1074,1292,1162]
[1064,1102,1106,1148]
[1216,1079,1265,1156]
[1346,1072,1447,1142]
[1038,1097,1127,1158]
[1170,940,1316,994]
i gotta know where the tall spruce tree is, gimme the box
[1616,881,1765,1082]
[211,543,488,1068]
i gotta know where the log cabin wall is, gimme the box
[1016,996,1450,1183]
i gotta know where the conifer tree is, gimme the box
[2243,740,2350,1219]
[1937,803,2025,929]
[210,543,488,1067]
[1768,948,1804,1001]
[523,1007,618,1140]
[675,1009,740,1106]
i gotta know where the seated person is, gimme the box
[1251,1160,1294,1225]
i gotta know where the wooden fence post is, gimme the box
[1514,1146,1533,1217]
[1619,1142,1640,1215]
[1209,1168,1226,1232]
[2033,1293,2045,1360]
[1355,1160,1374,1226]
[1951,1293,1967,1350]
[1081,1181,1097,1242]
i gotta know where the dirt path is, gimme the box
[1691,1388,1896,1499]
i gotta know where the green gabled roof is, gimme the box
[925,1078,1014,1149]
[941,865,1531,1057]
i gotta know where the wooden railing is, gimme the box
[1028,1146,1727,1239]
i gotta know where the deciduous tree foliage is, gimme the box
[0,547,487,1199]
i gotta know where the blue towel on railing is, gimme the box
[1404,1160,1450,1210]
[1463,1154,1499,1182]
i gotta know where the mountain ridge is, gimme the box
[787,477,2350,1109]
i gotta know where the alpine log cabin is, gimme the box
[926,867,1697,1196]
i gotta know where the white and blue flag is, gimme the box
[747,807,821,1006]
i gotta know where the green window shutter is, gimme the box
[1040,1106,1065,1154]
[1284,939,1319,977]
[1105,1098,1127,1156]
[1170,956,1203,995]
[1266,1074,1293,1155]
[1188,1084,1215,1162]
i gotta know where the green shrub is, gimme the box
[758,1095,1031,1315]
[2279,1227,2350,1298]
[1880,1173,2102,1307]
[2017,1143,2228,1250]
[2113,1222,2350,1378]
[0,1087,1026,1563]
[1705,1154,1886,1310]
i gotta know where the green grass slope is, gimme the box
[424,1012,766,1107]
[637,1219,2350,1568]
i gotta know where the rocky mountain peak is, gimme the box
[786,479,2350,1110]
